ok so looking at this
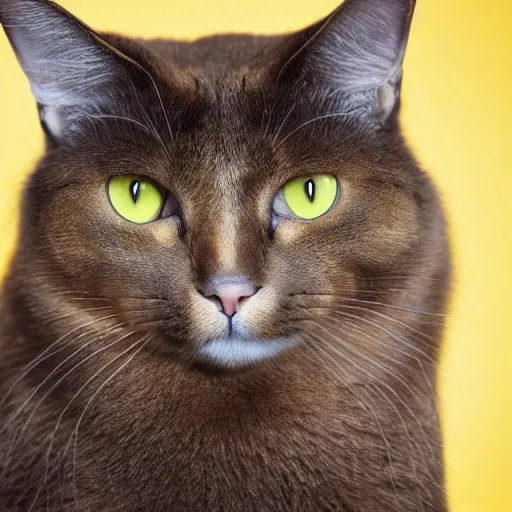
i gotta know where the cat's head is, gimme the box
[1,0,448,375]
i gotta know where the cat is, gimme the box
[0,0,451,510]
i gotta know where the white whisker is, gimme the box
[30,335,150,510]
[0,318,120,413]
[340,304,441,345]
[275,110,358,149]
[2,330,136,464]
[309,320,440,457]
[69,335,152,503]
[336,308,439,366]
[272,103,295,146]
[305,339,400,500]
[84,113,153,134]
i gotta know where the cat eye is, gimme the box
[108,176,178,224]
[273,175,338,220]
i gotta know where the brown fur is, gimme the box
[0,0,450,510]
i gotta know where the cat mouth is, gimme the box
[196,336,297,368]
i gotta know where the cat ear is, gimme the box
[0,0,146,141]
[278,0,416,126]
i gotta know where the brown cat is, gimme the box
[0,0,451,510]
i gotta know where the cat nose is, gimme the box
[200,277,258,318]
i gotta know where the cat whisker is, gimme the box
[69,335,153,504]
[289,292,338,297]
[325,314,440,420]
[138,70,174,144]
[83,113,153,135]
[19,312,116,368]
[290,287,414,294]
[132,317,173,327]
[290,294,447,318]
[29,333,148,511]
[354,275,443,282]
[307,321,440,456]
[343,298,447,318]
[33,306,113,327]
[306,333,431,507]
[0,317,121,410]
[275,110,361,150]
[118,297,169,302]
[289,300,443,353]
[299,342,398,453]
[255,74,268,134]
[304,338,402,501]
[2,330,137,467]
[283,303,442,374]
[64,297,110,303]
[338,304,441,346]
[272,103,296,146]
[2,305,162,411]
[21,288,95,296]
[125,78,175,164]
[328,310,441,372]
[0,321,124,440]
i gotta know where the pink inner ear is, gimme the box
[40,105,65,141]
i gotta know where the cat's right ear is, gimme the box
[272,0,415,128]
[0,0,149,142]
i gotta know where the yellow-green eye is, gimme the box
[108,176,164,224]
[280,175,338,220]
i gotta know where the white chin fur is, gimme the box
[197,337,296,367]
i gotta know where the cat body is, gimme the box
[0,0,450,510]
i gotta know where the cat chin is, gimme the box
[195,337,298,368]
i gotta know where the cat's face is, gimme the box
[32,87,420,370]
[4,0,446,375]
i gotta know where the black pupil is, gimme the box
[130,181,141,203]
[304,179,315,203]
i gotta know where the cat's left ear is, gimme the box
[0,0,150,142]
[275,0,416,127]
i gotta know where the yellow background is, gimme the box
[0,1,510,510]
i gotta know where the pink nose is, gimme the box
[202,277,257,317]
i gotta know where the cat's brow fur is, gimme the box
[0,0,450,510]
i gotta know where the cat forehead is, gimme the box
[137,34,283,73]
